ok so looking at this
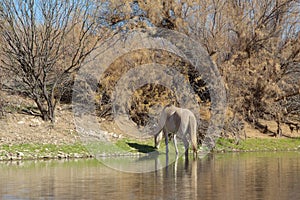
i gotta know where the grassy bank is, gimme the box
[1,137,300,161]
[0,138,157,161]
[0,143,91,161]
[215,137,300,152]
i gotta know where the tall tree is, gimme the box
[0,0,103,122]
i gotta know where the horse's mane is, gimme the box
[165,103,173,108]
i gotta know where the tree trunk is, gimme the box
[34,98,55,123]
[276,113,282,137]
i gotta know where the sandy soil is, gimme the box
[0,108,79,145]
[0,92,124,145]
[0,92,79,145]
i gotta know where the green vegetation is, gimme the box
[0,138,156,161]
[215,138,300,152]
[0,143,90,161]
[0,137,181,161]
[1,137,300,161]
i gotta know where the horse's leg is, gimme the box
[174,154,179,180]
[189,115,198,158]
[193,147,198,158]
[173,134,179,155]
[164,128,169,154]
[154,130,163,149]
[182,136,189,159]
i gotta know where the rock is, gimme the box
[73,153,81,158]
[17,121,25,124]
[99,118,106,122]
[100,130,108,135]
[57,151,67,159]
[30,118,42,127]
[43,155,51,159]
[6,153,17,160]
[17,151,24,158]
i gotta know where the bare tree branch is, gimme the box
[0,0,104,122]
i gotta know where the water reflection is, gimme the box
[1,152,300,199]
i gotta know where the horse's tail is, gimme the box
[189,115,198,155]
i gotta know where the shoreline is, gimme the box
[1,137,300,162]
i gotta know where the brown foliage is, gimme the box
[97,0,299,138]
[96,48,208,126]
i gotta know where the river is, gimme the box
[1,152,300,199]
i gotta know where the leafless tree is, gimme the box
[0,0,103,122]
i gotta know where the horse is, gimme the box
[154,104,198,158]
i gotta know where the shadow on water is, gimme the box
[127,142,156,153]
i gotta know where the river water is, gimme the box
[1,152,300,200]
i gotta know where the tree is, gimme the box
[0,0,103,122]
[220,0,300,136]
[95,0,300,138]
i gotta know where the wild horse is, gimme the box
[154,105,198,158]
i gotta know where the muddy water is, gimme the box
[1,152,300,199]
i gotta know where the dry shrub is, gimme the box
[96,49,209,127]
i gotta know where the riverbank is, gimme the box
[1,137,300,161]
[1,93,299,161]
[214,137,300,153]
[0,143,91,161]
